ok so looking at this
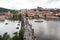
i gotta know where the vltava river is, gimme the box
[0,19,60,40]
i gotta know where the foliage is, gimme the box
[12,32,19,40]
[0,29,24,40]
[0,35,3,40]
[19,29,24,40]
[12,14,22,20]
[18,14,22,20]
[43,14,46,19]
[25,13,28,17]
[0,7,17,14]
[3,32,10,40]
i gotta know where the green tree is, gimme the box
[13,15,17,20]
[3,32,10,40]
[18,14,22,20]
[12,32,19,40]
[25,13,28,17]
[0,35,3,40]
[19,29,24,40]
[43,14,46,19]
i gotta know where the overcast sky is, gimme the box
[0,0,60,9]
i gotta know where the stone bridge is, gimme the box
[21,14,36,40]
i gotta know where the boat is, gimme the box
[17,24,20,26]
[16,27,19,29]
[35,21,43,23]
[5,23,8,25]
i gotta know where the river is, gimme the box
[0,19,60,40]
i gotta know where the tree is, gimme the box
[3,32,10,40]
[0,35,3,40]
[18,14,22,20]
[12,32,19,40]
[11,29,24,40]
[13,15,17,20]
[43,14,46,19]
[25,13,28,17]
[19,29,24,40]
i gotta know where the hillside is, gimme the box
[0,7,60,14]
[0,7,17,14]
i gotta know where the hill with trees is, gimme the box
[0,7,17,14]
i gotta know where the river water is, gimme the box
[0,19,60,40]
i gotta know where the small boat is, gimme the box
[17,24,20,26]
[5,23,8,25]
[16,27,19,29]
[35,21,43,23]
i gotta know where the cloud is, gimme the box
[0,0,47,9]
[0,0,60,9]
[42,0,60,8]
